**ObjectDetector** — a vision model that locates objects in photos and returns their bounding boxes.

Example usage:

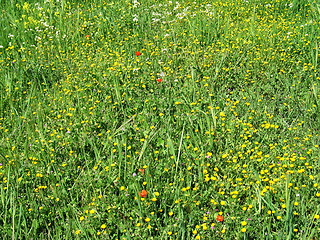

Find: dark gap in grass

[23,66,63,90]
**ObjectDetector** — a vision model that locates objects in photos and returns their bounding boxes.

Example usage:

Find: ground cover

[0,0,319,239]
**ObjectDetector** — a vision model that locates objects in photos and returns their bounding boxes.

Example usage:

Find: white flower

[159,72,166,77]
[133,14,138,22]
[133,0,140,8]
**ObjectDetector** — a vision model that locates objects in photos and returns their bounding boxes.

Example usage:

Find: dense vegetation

[0,0,319,239]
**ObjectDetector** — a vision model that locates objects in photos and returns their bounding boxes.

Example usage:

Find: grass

[0,0,319,239]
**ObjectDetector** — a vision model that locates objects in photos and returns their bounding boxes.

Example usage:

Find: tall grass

[0,0,319,239]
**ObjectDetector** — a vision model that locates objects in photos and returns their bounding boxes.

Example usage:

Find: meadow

[0,0,319,239]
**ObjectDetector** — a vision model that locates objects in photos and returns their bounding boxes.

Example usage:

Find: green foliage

[0,0,319,239]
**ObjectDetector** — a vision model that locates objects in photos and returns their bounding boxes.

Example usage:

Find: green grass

[0,0,319,239]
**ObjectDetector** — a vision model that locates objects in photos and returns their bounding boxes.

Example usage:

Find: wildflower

[241,221,247,226]
[85,35,90,38]
[138,168,145,174]
[135,51,141,56]
[139,190,148,198]
[101,224,107,229]
[216,215,224,222]
[156,78,163,83]
[159,71,166,77]
[202,224,208,230]
[220,201,226,205]
[219,112,226,117]
[241,228,247,232]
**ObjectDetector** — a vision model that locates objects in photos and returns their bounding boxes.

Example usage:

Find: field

[0,0,320,239]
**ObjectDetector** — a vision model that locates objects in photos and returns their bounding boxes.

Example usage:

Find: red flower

[135,51,141,56]
[85,35,90,38]
[216,215,224,222]
[138,168,145,175]
[139,190,148,198]
[156,78,163,83]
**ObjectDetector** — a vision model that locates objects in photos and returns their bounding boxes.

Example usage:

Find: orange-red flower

[216,215,224,222]
[139,190,148,198]
[156,78,163,83]
[135,51,141,56]
[138,168,145,174]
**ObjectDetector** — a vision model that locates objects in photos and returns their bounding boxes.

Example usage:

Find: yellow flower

[241,228,246,232]
[101,224,107,229]
[145,217,151,222]
[241,221,247,226]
